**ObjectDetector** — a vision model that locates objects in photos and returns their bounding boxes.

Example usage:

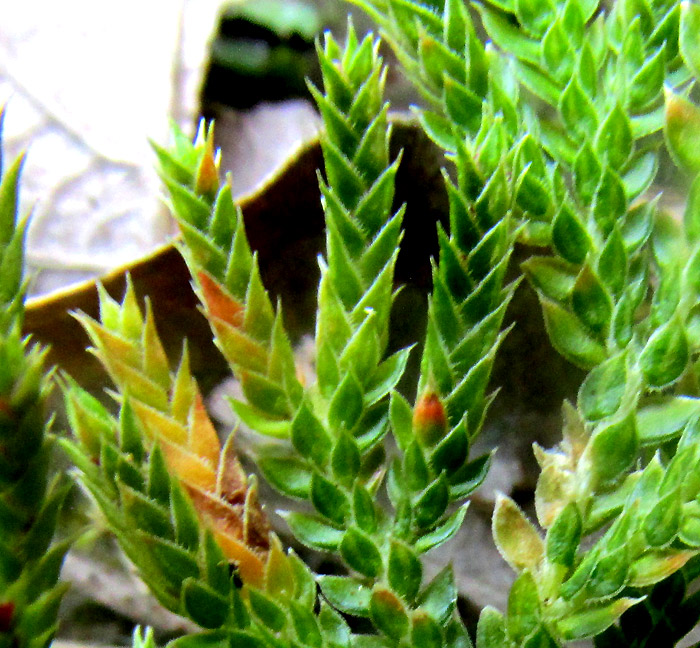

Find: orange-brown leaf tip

[197,271,245,329]
[413,390,448,446]
[160,439,218,492]
[213,531,266,587]
[243,480,271,552]
[195,131,220,200]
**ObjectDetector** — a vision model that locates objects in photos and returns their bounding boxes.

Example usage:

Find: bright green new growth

[0,109,69,648]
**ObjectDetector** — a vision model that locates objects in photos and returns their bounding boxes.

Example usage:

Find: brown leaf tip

[197,271,245,329]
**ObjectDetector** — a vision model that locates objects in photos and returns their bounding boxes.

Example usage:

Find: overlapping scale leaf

[311,26,405,369]
[0,107,69,648]
[154,122,303,439]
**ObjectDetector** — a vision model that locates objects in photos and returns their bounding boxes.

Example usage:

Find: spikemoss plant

[0,108,70,648]
[7,0,700,646]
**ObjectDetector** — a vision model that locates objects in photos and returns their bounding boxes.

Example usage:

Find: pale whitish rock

[60,552,197,637]
[0,0,222,295]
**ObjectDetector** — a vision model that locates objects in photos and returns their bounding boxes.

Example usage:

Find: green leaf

[417,110,458,152]
[231,401,291,439]
[417,566,457,626]
[514,61,561,107]
[630,46,665,111]
[560,76,598,139]
[390,391,413,453]
[522,257,577,302]
[665,89,700,176]
[595,104,633,171]
[542,21,574,84]
[556,598,643,640]
[248,588,287,632]
[449,454,492,499]
[587,545,629,599]
[444,77,482,134]
[684,245,700,298]
[639,315,689,389]
[680,506,700,547]
[388,540,422,602]
[538,295,608,369]
[430,420,469,475]
[589,413,638,487]
[170,484,200,552]
[515,0,555,36]
[222,632,266,648]
[593,167,627,237]
[414,475,449,528]
[571,263,613,336]
[622,151,658,201]
[181,579,228,629]
[0,153,24,248]
[165,631,236,648]
[651,265,681,329]
[507,571,540,642]
[339,314,381,385]
[139,533,200,590]
[578,352,627,421]
[259,456,312,499]
[319,602,352,645]
[240,370,290,419]
[318,575,371,617]
[289,601,323,648]
[404,441,430,491]
[369,588,409,641]
[311,472,350,525]
[332,432,361,485]
[637,397,700,445]
[573,143,602,206]
[340,527,383,578]
[291,401,332,466]
[283,512,344,551]
[546,503,581,568]
[366,347,412,405]
[329,371,364,431]
[353,482,378,533]
[476,607,509,648]
[644,488,682,547]
[551,204,591,264]
[415,504,468,553]
[598,228,627,300]
[411,610,444,648]
[680,1,700,80]
[477,4,541,63]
